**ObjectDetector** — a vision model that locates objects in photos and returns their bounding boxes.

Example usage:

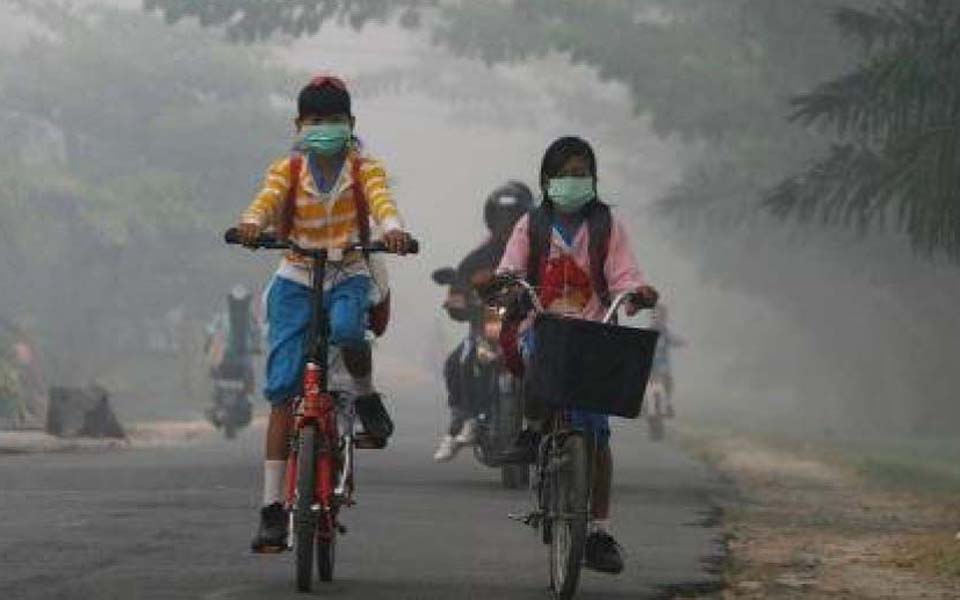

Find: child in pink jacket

[497,136,658,575]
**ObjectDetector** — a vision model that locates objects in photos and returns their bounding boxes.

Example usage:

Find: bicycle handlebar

[482,272,653,324]
[223,227,420,256]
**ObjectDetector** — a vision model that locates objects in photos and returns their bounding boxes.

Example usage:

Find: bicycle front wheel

[548,433,589,600]
[295,424,318,592]
[316,530,335,582]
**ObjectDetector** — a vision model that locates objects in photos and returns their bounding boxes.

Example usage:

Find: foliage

[0,3,293,377]
[768,0,960,260]
[143,0,431,41]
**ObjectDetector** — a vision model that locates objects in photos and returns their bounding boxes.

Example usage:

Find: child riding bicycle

[235,75,413,552]
[497,136,658,574]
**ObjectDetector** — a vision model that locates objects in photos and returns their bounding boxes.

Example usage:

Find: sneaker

[250,502,288,553]
[584,530,625,574]
[433,435,460,462]
[454,418,477,445]
[355,393,394,440]
[664,403,676,419]
[498,428,540,465]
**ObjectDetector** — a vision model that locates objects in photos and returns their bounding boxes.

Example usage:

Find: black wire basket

[527,313,659,419]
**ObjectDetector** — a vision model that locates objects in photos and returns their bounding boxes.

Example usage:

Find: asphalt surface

[0,400,728,600]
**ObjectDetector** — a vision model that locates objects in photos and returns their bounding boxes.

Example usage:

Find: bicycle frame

[489,273,644,598]
[282,247,354,548]
[225,227,418,590]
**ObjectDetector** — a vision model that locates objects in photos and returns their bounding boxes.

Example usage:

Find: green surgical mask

[547,176,595,213]
[298,123,352,156]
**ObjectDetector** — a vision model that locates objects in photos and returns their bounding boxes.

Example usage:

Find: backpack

[525,201,613,307]
[278,152,390,337]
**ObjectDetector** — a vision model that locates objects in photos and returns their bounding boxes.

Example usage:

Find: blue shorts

[519,329,611,446]
[263,275,371,406]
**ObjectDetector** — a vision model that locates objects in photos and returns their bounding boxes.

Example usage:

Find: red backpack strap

[351,155,371,247]
[278,153,302,240]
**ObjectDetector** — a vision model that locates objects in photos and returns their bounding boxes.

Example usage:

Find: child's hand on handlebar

[236,222,263,247]
[626,285,659,316]
[383,229,413,255]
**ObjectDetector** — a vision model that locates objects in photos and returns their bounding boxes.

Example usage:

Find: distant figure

[204,285,261,392]
[0,319,48,430]
[649,304,686,418]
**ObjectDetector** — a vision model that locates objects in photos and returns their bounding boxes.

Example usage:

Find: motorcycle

[433,267,529,489]
[206,362,254,439]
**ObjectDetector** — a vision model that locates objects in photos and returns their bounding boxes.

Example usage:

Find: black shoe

[584,530,625,574]
[355,393,394,440]
[251,503,288,553]
[499,428,540,464]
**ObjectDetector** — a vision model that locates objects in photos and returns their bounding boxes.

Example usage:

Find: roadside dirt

[0,416,261,453]
[679,431,960,599]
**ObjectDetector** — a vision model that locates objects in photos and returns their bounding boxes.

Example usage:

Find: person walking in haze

[234,75,413,552]
[433,181,534,462]
[497,136,659,574]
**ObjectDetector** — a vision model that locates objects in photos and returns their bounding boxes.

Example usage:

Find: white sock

[591,519,611,534]
[352,375,374,396]
[263,460,286,506]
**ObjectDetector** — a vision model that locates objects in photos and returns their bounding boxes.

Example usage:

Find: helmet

[484,181,534,236]
[229,285,251,301]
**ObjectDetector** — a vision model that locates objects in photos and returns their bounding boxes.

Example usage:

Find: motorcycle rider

[433,181,534,462]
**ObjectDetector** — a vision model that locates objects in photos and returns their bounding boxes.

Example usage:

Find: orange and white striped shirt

[242,150,403,287]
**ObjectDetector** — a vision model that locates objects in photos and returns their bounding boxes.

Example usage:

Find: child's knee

[329,310,367,348]
[328,278,371,347]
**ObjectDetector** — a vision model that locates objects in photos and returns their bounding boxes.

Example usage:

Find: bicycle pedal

[251,545,288,555]
[354,433,388,449]
[508,510,544,527]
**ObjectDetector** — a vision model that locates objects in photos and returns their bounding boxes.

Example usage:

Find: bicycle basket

[527,313,659,419]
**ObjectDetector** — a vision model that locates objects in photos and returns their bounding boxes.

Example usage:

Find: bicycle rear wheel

[548,433,589,600]
[295,424,318,592]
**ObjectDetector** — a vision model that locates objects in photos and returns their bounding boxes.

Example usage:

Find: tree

[767,0,960,261]
[137,0,960,432]
[143,0,430,41]
[0,3,295,378]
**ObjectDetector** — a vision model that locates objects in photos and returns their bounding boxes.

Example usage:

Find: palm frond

[770,0,960,260]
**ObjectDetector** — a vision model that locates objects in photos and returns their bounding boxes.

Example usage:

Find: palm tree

[767,0,960,260]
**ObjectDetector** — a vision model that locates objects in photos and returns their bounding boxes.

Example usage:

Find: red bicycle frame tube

[285,361,339,525]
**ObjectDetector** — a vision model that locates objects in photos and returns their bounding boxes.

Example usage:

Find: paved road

[0,400,728,600]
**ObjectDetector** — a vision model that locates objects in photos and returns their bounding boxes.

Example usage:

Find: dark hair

[298,80,352,120]
[539,136,599,210]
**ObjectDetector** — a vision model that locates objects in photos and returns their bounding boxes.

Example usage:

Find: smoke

[2,1,956,438]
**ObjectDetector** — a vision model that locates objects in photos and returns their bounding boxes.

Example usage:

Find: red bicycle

[225,228,418,592]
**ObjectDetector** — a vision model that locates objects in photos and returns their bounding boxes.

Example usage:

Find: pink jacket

[497,211,647,323]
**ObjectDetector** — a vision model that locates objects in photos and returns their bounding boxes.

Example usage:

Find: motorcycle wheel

[648,416,665,441]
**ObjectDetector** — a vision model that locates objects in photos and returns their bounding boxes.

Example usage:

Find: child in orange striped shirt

[236,75,412,552]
